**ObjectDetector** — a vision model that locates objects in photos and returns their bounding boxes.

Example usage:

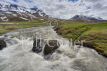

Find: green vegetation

[0,20,48,35]
[55,21,107,57]
[18,20,47,24]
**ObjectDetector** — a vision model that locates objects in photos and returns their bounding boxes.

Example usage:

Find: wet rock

[44,40,60,55]
[32,39,43,53]
[102,54,107,58]
[0,38,6,50]
[83,41,95,49]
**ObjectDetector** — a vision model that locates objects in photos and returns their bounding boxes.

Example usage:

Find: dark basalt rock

[32,39,60,55]
[32,39,43,53]
[44,40,60,55]
[0,38,6,50]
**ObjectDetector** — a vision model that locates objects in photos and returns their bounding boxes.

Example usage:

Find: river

[0,26,107,71]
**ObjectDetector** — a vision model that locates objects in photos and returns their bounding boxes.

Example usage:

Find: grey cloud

[92,3,107,11]
[101,6,107,10]
[56,4,66,10]
[92,3,103,10]
[85,11,90,14]
[85,0,100,2]
[97,12,107,20]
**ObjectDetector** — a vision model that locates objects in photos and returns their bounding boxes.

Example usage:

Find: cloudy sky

[1,0,107,19]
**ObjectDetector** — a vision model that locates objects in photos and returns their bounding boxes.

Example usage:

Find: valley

[0,0,107,71]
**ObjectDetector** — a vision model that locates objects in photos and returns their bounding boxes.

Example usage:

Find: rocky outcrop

[44,40,60,55]
[0,38,6,50]
[32,39,60,55]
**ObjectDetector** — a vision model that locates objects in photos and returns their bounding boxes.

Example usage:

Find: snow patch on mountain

[13,14,17,17]
[20,17,28,20]
[5,12,12,14]
[0,11,46,22]
[0,1,47,18]
[0,1,30,13]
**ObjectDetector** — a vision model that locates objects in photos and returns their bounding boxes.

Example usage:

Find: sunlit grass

[0,20,48,35]
[55,21,107,56]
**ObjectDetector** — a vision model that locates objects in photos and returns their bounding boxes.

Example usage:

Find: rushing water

[0,26,107,71]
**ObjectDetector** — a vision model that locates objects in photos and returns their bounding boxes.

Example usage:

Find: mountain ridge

[0,1,48,22]
[69,15,106,22]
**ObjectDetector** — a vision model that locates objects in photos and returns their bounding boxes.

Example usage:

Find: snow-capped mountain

[70,15,104,22]
[72,15,98,20]
[0,11,44,22]
[0,1,47,16]
[0,1,48,21]
[0,1,30,13]
[96,17,103,20]
[30,8,47,17]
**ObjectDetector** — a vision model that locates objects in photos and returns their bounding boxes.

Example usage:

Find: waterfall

[0,26,107,71]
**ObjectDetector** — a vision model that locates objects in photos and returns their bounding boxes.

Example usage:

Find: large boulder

[32,39,60,55]
[32,39,43,53]
[44,40,60,55]
[0,38,6,50]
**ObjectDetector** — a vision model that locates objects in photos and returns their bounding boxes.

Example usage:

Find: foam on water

[0,26,107,71]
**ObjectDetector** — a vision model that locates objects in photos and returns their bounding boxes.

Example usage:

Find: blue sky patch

[27,0,32,3]
[79,3,85,6]
[90,14,94,17]
[33,6,37,8]
[59,0,79,2]
[68,0,79,2]
[24,0,32,3]
[87,6,91,9]
[12,0,17,2]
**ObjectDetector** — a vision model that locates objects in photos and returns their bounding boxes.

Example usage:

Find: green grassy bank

[55,21,107,57]
[0,20,47,35]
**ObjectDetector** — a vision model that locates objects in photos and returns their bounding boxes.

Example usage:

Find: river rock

[44,40,60,55]
[103,54,107,58]
[0,38,6,50]
[32,39,43,53]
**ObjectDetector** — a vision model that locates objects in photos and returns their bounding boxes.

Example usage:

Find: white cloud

[1,0,107,19]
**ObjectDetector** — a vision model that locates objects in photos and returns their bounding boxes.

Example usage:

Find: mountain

[72,15,98,21]
[0,1,30,13]
[30,8,47,17]
[0,1,48,22]
[70,15,105,22]
[96,17,103,20]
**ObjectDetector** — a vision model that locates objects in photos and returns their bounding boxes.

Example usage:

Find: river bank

[55,21,107,58]
[0,20,47,35]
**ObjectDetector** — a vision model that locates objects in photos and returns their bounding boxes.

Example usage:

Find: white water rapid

[0,26,107,71]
